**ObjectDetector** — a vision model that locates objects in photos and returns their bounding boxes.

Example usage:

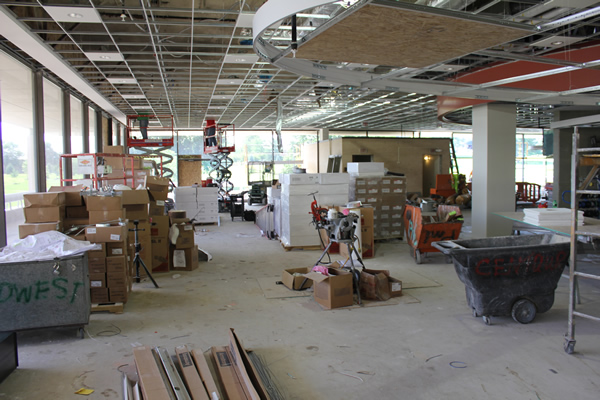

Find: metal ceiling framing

[0,0,599,133]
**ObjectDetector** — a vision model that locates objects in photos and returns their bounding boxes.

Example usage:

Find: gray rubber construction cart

[0,253,90,338]
[432,234,570,325]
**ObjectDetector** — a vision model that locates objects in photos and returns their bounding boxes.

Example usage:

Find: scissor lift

[126,114,175,179]
[204,120,236,208]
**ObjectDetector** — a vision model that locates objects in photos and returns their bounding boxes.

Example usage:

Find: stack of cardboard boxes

[146,176,171,272]
[20,192,65,239]
[173,186,219,224]
[85,222,129,304]
[101,145,150,188]
[167,210,199,271]
[348,166,407,240]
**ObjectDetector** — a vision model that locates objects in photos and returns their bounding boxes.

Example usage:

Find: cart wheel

[511,299,536,324]
[77,327,85,339]
[564,339,576,354]
[472,309,478,318]
[415,250,423,264]
[482,316,492,325]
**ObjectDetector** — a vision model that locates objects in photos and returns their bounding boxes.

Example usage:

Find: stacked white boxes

[279,173,350,247]
[347,163,407,240]
[174,186,219,224]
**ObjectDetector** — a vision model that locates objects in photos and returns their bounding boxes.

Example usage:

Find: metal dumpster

[432,234,570,325]
[403,204,463,264]
[0,253,90,337]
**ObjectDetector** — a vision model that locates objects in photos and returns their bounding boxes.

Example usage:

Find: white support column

[319,128,329,141]
[472,103,516,238]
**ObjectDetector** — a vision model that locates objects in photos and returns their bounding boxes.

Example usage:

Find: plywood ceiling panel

[294,4,529,68]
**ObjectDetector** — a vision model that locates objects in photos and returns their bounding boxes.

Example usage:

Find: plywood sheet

[294,4,529,68]
[178,155,203,186]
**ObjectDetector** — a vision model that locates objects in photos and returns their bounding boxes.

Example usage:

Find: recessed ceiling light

[85,52,124,62]
[530,35,585,48]
[551,41,564,46]
[223,54,259,64]
[216,79,244,85]
[122,94,146,99]
[43,6,102,23]
[107,77,137,84]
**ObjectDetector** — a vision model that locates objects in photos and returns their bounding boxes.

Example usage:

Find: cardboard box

[191,349,222,400]
[65,205,89,219]
[48,185,83,206]
[90,288,109,304]
[63,217,90,226]
[89,257,106,274]
[144,176,170,192]
[89,273,106,288]
[88,243,106,258]
[89,209,127,224]
[133,346,173,400]
[103,145,124,154]
[168,209,187,222]
[109,288,128,303]
[23,192,66,208]
[107,269,128,288]
[18,222,62,239]
[175,346,210,400]
[149,190,169,202]
[171,223,194,249]
[170,245,198,271]
[150,216,169,237]
[124,204,149,221]
[148,200,166,216]
[106,256,127,274]
[281,267,313,290]
[106,242,128,256]
[304,267,353,309]
[86,195,123,211]
[151,237,169,272]
[388,277,403,297]
[210,346,250,400]
[359,269,391,301]
[85,225,127,243]
[24,206,65,223]
[119,190,150,205]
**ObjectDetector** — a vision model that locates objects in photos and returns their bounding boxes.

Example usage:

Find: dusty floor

[1,211,600,400]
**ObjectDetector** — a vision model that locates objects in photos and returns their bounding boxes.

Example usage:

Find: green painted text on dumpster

[0,278,85,304]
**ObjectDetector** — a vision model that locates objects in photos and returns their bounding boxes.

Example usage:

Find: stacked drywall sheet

[349,175,407,240]
[174,186,219,224]
[523,208,584,226]
[279,173,350,247]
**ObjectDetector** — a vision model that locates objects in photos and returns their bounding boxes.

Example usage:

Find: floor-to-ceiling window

[44,78,62,188]
[70,95,83,154]
[0,50,35,244]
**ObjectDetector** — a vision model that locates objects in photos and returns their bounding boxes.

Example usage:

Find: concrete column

[472,103,516,238]
[33,70,46,192]
[319,128,329,141]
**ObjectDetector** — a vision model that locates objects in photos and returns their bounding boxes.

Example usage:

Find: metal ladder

[449,139,459,176]
[564,127,600,354]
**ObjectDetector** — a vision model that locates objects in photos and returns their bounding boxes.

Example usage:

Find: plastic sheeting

[0,231,100,263]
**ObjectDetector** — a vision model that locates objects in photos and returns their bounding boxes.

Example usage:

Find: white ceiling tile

[85,52,124,62]
[43,6,102,23]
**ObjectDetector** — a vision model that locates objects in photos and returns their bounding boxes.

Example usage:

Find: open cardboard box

[281,267,313,290]
[304,265,353,309]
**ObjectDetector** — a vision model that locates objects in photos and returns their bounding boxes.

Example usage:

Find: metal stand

[316,236,365,306]
[130,220,159,288]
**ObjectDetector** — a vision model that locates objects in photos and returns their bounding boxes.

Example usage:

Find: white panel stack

[347,162,385,177]
[523,208,584,226]
[174,186,219,223]
[278,173,350,247]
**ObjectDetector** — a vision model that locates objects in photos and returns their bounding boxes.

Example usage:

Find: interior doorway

[422,154,442,197]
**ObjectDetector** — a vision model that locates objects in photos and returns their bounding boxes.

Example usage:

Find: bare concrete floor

[1,211,600,399]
